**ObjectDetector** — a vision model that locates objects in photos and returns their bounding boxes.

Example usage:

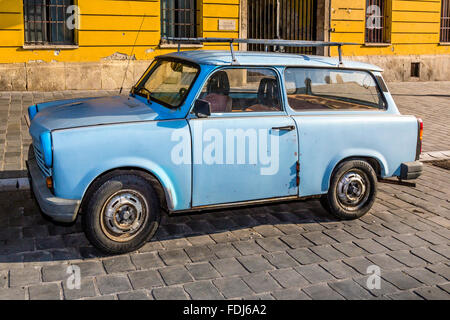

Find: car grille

[33,143,52,177]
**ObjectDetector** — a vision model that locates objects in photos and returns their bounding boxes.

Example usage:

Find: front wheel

[82,172,160,254]
[321,160,377,220]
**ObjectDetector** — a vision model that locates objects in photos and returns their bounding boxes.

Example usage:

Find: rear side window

[284,68,386,111]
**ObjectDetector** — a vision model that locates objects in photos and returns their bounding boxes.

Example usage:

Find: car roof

[161,50,383,72]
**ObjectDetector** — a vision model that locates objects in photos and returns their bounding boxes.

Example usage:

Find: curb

[0,150,449,192]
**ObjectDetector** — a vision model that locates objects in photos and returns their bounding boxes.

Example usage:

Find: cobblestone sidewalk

[0,163,449,300]
[0,81,449,173]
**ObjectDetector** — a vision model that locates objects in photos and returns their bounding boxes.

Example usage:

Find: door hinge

[296,161,300,186]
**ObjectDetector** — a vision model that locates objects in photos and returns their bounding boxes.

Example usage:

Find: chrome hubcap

[101,190,148,242]
[337,171,367,209]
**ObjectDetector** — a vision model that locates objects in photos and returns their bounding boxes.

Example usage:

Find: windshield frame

[134,57,201,109]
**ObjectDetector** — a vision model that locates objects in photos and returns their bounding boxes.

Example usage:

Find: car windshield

[135,59,199,108]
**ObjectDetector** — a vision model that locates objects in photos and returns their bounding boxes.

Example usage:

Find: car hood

[29,95,160,134]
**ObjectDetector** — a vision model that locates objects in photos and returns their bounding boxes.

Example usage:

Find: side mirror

[193,99,211,118]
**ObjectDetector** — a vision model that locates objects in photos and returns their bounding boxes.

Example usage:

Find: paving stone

[130,252,165,270]
[29,283,61,300]
[96,274,132,295]
[353,238,388,254]
[387,250,428,268]
[237,255,275,273]
[102,255,135,273]
[328,279,374,300]
[84,294,116,300]
[437,282,450,294]
[309,245,347,262]
[128,270,163,290]
[382,271,423,290]
[210,243,242,258]
[232,240,266,256]
[9,267,41,287]
[160,237,191,250]
[414,286,450,300]
[275,224,303,235]
[185,280,224,300]
[152,286,188,300]
[386,291,422,300]
[323,229,357,243]
[354,276,399,297]
[269,268,309,288]
[159,266,193,285]
[373,236,411,251]
[0,287,26,300]
[294,264,335,284]
[272,288,311,300]
[159,249,191,266]
[343,256,376,275]
[209,231,239,243]
[302,231,337,245]
[211,258,249,277]
[252,225,283,237]
[429,244,450,259]
[366,253,405,270]
[426,263,450,281]
[393,234,431,248]
[319,261,360,279]
[302,283,344,300]
[287,248,323,265]
[213,277,253,299]
[416,230,449,245]
[186,234,215,246]
[255,238,289,252]
[62,278,97,300]
[262,252,299,269]
[362,224,396,237]
[344,226,378,239]
[118,290,152,300]
[405,268,447,286]
[42,264,70,282]
[76,261,106,277]
[242,272,281,293]
[280,234,313,249]
[332,242,368,257]
[185,245,216,262]
[186,262,220,280]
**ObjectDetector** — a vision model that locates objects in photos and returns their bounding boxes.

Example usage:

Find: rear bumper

[400,161,423,180]
[26,158,80,223]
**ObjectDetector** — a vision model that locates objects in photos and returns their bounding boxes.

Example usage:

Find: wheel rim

[100,189,149,242]
[336,170,370,211]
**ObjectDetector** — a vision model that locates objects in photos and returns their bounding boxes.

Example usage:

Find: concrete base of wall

[348,54,450,82]
[0,54,449,91]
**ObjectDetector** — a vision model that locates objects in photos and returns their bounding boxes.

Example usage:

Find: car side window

[199,68,282,113]
[284,68,386,111]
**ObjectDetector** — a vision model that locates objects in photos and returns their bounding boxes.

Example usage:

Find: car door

[188,67,299,207]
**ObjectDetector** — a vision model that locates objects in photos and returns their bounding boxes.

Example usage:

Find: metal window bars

[161,0,197,40]
[365,0,386,44]
[23,0,74,45]
[162,37,357,66]
[441,0,450,43]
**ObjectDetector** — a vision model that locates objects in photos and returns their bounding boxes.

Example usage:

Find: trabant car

[27,42,423,254]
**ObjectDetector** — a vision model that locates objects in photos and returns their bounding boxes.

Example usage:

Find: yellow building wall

[330,0,450,56]
[0,0,240,63]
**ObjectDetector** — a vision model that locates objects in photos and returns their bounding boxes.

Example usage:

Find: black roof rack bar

[162,37,358,65]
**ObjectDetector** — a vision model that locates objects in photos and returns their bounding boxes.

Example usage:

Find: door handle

[272,125,295,131]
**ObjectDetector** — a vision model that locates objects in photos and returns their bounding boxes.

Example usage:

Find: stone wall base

[0,54,449,91]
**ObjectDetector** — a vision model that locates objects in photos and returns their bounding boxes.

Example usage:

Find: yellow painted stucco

[0,0,240,63]
[330,0,450,56]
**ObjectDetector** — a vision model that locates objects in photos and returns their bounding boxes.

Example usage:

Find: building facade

[0,0,449,91]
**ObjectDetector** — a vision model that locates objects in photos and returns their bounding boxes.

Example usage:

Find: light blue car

[27,49,423,254]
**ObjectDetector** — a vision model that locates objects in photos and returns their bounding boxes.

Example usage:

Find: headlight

[28,104,38,121]
[40,131,53,167]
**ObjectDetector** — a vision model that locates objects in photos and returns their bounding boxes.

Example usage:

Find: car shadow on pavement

[0,187,339,264]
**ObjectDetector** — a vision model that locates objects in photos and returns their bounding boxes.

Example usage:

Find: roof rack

[162,37,358,66]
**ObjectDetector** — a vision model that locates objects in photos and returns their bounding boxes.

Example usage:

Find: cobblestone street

[0,81,449,300]
[0,161,449,300]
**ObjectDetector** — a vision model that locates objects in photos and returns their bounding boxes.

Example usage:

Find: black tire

[82,171,160,254]
[321,160,377,220]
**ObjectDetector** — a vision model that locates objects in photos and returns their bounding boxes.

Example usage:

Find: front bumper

[26,157,80,223]
[400,161,423,180]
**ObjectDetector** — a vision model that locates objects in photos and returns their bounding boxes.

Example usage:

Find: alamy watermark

[171,121,280,176]
[66,265,81,290]
[366,265,381,290]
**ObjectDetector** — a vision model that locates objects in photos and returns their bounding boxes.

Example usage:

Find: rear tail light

[416,118,423,160]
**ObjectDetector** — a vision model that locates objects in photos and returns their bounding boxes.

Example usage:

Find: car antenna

[119,14,146,95]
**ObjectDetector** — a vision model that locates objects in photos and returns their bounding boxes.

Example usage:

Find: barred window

[441,0,450,42]
[365,0,388,43]
[161,0,197,40]
[23,0,75,45]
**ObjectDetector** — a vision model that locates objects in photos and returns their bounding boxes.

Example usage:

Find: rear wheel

[321,160,377,220]
[82,172,160,254]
